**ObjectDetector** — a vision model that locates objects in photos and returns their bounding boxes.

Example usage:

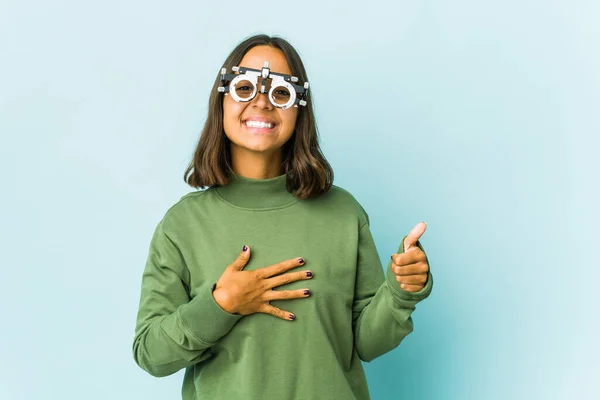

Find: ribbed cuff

[177,283,243,346]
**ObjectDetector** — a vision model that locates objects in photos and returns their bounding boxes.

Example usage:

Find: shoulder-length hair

[183,34,334,200]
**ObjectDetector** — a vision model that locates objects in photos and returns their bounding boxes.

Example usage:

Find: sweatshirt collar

[215,171,299,210]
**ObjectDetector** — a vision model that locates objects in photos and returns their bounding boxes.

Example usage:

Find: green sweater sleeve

[132,220,243,377]
[352,221,433,362]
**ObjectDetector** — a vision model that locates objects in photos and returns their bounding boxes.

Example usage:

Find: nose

[250,84,274,110]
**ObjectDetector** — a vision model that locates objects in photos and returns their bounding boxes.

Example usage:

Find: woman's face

[222,45,299,156]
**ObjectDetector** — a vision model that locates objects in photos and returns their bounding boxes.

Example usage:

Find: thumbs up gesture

[390,222,430,292]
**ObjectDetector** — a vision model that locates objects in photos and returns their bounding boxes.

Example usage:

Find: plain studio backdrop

[1,1,598,399]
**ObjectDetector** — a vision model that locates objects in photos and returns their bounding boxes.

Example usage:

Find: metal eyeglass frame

[217,61,309,110]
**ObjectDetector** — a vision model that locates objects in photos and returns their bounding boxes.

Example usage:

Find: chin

[230,139,279,154]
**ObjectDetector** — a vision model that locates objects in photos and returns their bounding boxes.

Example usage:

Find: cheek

[280,110,299,133]
[223,98,244,125]
[223,104,242,140]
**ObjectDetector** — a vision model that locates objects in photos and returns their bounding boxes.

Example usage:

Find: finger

[398,283,424,292]
[228,245,251,271]
[394,273,428,285]
[392,262,429,276]
[263,288,311,301]
[258,257,306,279]
[403,222,427,252]
[259,304,296,321]
[391,249,427,266]
[265,270,313,290]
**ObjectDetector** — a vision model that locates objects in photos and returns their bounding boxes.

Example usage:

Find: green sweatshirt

[132,172,433,399]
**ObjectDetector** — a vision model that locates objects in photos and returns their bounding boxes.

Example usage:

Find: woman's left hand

[390,222,429,292]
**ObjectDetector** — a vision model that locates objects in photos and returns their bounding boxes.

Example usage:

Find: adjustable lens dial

[229,75,257,102]
[268,79,296,110]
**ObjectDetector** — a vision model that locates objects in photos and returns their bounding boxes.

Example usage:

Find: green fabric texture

[132,172,433,399]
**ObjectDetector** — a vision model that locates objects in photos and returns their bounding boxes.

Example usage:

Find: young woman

[132,34,433,400]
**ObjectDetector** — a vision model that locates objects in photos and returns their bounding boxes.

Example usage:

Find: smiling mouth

[243,120,276,130]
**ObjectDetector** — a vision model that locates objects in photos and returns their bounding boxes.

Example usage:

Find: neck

[230,144,283,179]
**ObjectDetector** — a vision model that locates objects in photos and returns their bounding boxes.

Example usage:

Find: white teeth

[245,120,274,129]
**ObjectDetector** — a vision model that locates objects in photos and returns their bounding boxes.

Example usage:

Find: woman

[132,34,433,400]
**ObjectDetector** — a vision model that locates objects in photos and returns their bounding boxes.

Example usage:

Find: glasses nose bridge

[256,76,273,94]
[251,78,274,108]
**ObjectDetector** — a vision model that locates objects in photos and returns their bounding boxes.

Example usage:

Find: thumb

[404,222,427,252]
[229,245,251,271]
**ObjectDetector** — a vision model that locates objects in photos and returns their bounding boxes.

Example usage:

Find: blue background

[1,0,598,399]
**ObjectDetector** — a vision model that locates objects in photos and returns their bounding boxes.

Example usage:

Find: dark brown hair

[183,34,334,200]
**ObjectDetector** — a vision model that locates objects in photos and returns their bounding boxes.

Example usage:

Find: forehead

[238,45,292,76]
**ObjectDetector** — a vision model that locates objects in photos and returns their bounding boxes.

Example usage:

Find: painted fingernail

[303,289,311,296]
[306,271,313,277]
[242,245,248,252]
[298,257,305,264]
[289,314,296,320]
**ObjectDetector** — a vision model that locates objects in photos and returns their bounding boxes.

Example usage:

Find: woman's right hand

[212,245,313,321]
